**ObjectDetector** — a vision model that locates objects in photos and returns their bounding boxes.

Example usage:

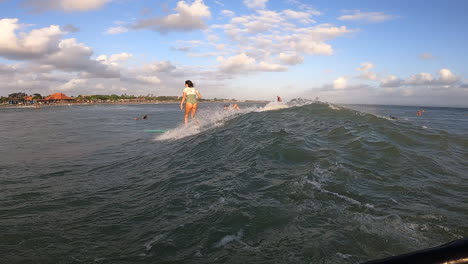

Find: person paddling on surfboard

[180,80,202,124]
[134,114,148,120]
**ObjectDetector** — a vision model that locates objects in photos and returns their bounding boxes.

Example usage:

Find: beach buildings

[5,92,74,105]
[45,93,74,103]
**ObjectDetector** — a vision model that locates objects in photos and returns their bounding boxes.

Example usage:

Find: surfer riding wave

[180,80,202,124]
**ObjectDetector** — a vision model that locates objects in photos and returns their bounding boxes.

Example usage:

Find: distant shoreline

[0,100,269,108]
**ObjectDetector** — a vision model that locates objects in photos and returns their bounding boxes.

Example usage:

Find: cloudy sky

[1,0,467,106]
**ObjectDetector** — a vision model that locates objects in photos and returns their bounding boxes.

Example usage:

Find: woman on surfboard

[180,80,202,124]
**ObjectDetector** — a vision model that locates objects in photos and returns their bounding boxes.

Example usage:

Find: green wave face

[0,102,467,263]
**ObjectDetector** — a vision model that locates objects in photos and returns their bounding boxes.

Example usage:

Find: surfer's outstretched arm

[180,92,186,110]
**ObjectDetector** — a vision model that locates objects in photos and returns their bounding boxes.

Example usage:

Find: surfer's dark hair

[185,80,194,87]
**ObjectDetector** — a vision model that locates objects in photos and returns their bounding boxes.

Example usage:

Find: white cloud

[133,0,211,33]
[57,78,86,91]
[0,20,119,78]
[181,40,204,46]
[380,75,403,87]
[257,61,287,71]
[293,38,333,55]
[23,0,112,12]
[333,77,347,89]
[104,26,128,35]
[0,19,123,80]
[136,75,161,84]
[389,69,459,87]
[142,61,176,73]
[356,62,377,80]
[227,10,284,34]
[284,0,321,15]
[245,20,272,34]
[95,55,106,62]
[211,10,355,75]
[40,38,120,78]
[217,53,255,73]
[110,85,128,92]
[217,53,286,73]
[244,0,268,9]
[221,10,235,17]
[172,46,192,52]
[406,72,434,85]
[284,25,354,55]
[438,68,458,84]
[359,68,462,93]
[207,34,219,42]
[96,52,133,66]
[0,63,19,75]
[278,52,303,65]
[213,0,224,6]
[308,66,467,105]
[109,52,132,62]
[338,10,395,23]
[282,9,315,24]
[0,18,63,60]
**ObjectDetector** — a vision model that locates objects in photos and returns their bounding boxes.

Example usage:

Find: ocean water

[0,101,467,263]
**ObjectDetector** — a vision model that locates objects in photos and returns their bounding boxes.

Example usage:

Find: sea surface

[1,101,467,263]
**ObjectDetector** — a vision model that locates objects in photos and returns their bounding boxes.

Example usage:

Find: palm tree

[32,93,43,99]
[8,92,28,99]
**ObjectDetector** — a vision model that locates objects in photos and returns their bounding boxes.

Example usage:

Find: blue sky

[0,0,467,106]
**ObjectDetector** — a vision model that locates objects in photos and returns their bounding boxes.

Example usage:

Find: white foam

[215,229,244,248]
[154,100,326,141]
[327,103,341,110]
[257,101,289,112]
[306,179,374,209]
[336,253,353,259]
[155,122,202,141]
[155,102,296,141]
[155,106,253,141]
[144,234,165,251]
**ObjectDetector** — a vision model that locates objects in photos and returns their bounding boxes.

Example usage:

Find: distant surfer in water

[180,80,202,124]
[134,114,148,120]
[417,109,425,116]
[223,104,240,111]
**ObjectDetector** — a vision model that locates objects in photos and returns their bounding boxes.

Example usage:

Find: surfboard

[144,130,166,133]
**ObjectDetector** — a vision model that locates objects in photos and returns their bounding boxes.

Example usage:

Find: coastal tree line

[0,92,182,104]
[1,92,240,104]
[73,94,181,102]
